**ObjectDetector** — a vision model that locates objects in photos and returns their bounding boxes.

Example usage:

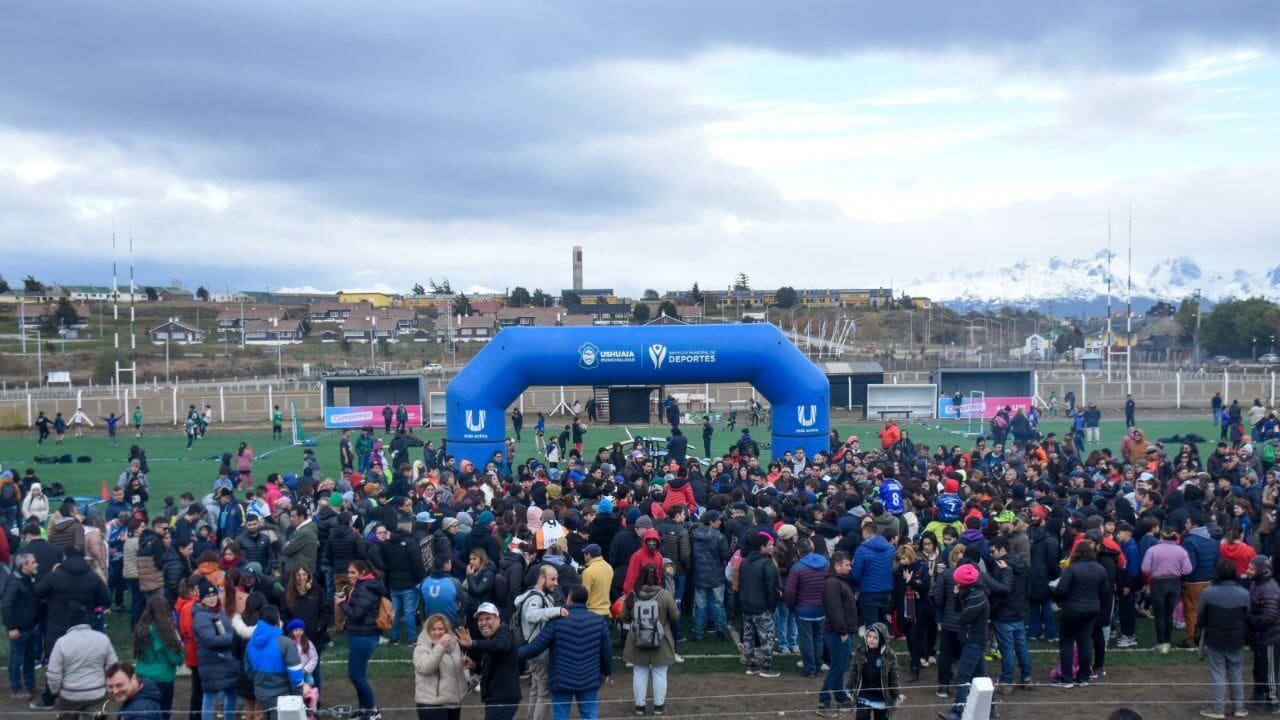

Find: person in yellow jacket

[580,544,614,617]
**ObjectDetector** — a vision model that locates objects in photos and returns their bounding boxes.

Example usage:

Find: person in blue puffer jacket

[1181,513,1221,648]
[245,605,307,719]
[851,524,896,629]
[783,539,829,678]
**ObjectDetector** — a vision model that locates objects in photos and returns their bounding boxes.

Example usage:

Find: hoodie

[851,535,895,594]
[784,553,830,619]
[622,529,665,594]
[245,620,305,701]
[1182,526,1220,583]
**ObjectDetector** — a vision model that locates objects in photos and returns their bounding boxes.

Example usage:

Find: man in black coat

[989,536,1032,691]
[235,514,276,576]
[17,522,61,585]
[3,552,41,699]
[738,531,781,677]
[32,548,109,709]
[381,524,426,644]
[459,603,521,720]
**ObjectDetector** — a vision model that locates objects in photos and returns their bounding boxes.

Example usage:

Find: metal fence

[1,369,1275,428]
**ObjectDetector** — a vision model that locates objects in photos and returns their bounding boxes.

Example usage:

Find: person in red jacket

[663,474,697,515]
[878,421,901,450]
[623,529,665,594]
[174,578,202,719]
[1219,525,1257,578]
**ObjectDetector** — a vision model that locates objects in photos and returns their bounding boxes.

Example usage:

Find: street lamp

[1253,336,1258,361]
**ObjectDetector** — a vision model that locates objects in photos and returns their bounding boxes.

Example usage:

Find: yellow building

[337,291,397,308]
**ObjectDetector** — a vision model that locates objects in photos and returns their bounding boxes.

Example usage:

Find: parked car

[422,363,444,374]
[1212,355,1233,366]
[1260,353,1280,365]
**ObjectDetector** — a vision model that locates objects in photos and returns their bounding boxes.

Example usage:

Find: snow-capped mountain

[905,252,1280,313]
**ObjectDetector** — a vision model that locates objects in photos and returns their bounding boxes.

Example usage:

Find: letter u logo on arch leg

[465,410,487,433]
[796,404,817,428]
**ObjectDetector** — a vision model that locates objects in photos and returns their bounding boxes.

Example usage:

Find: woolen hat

[954,564,980,587]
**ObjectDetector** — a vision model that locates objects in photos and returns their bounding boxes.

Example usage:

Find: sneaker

[1199,712,1226,719]
[635,706,645,716]
[674,654,685,663]
[745,667,758,675]
[378,636,390,645]
[790,647,802,654]
[1233,711,1250,718]
[758,669,781,678]
[653,706,665,716]
[1017,677,1034,690]
[1076,680,1090,687]
[175,665,192,676]
[1114,636,1136,648]
[996,683,1013,695]
[821,663,830,671]
[1160,643,1171,655]
[367,712,383,720]
[797,660,806,668]
[836,705,853,714]
[1049,681,1075,689]
[30,699,55,710]
[11,692,31,701]
[935,689,949,698]
[936,711,961,720]
[1091,670,1106,680]
[816,707,837,718]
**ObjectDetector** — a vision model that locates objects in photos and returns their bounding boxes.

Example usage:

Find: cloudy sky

[2,2,1278,297]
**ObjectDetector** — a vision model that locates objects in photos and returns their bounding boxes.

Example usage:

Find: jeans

[691,585,727,638]
[857,591,889,629]
[392,587,420,643]
[128,578,144,625]
[202,689,237,720]
[153,679,174,720]
[550,689,599,720]
[1150,578,1180,645]
[347,634,381,711]
[796,617,824,676]
[1118,588,1137,637]
[819,632,853,707]
[1207,646,1246,715]
[993,620,1032,684]
[108,559,125,608]
[1059,612,1095,683]
[525,659,550,720]
[936,630,962,694]
[671,576,686,645]
[632,665,668,707]
[9,627,39,693]
[774,603,798,651]
[1028,599,1057,640]
[951,642,986,712]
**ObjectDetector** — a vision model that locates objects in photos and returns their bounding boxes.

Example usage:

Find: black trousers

[1059,612,1095,683]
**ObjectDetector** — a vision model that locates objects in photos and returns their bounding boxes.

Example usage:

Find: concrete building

[572,245,583,291]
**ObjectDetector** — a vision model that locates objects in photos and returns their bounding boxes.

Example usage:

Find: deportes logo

[578,342,599,369]
[796,404,817,428]
[648,344,668,369]
[465,409,487,433]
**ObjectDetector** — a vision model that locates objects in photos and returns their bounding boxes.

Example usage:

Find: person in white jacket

[47,602,118,716]
[68,408,95,438]
[21,483,49,524]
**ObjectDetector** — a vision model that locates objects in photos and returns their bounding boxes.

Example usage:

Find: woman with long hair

[413,614,467,720]
[237,442,256,490]
[82,510,109,581]
[341,560,388,719]
[283,564,330,690]
[1051,539,1109,688]
[892,544,930,681]
[134,594,185,720]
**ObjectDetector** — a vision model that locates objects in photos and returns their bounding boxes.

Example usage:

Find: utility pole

[19,296,26,353]
[1106,208,1113,382]
[1126,201,1133,393]
[1193,288,1202,366]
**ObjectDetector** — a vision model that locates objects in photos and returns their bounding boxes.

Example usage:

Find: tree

[1175,297,1201,336]
[412,283,426,296]
[631,303,651,323]
[452,293,472,317]
[531,289,555,308]
[689,282,703,305]
[22,275,44,293]
[657,300,679,318]
[732,272,750,291]
[774,286,798,309]
[0,274,9,294]
[144,287,158,302]
[195,285,210,302]
[1200,297,1280,358]
[299,318,312,337]
[339,336,352,354]
[643,289,660,301]
[1054,325,1084,356]
[508,286,531,308]
[429,277,452,295]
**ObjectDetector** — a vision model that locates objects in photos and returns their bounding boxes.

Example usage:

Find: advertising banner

[937,396,1033,420]
[324,404,423,429]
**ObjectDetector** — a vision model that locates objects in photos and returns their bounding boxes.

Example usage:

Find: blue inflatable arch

[445,324,829,469]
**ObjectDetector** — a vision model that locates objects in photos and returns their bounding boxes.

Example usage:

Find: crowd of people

[2,397,1280,720]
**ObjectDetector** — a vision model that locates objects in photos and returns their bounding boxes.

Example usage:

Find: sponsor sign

[324,404,423,429]
[645,343,717,369]
[937,396,1033,420]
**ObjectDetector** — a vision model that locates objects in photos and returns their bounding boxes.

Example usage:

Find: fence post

[1272,372,1276,408]
[219,386,226,423]
[26,394,32,427]
[1224,370,1230,402]
[960,677,994,720]
[172,386,178,425]
[1080,373,1087,406]
[1176,371,1182,409]
[268,385,274,421]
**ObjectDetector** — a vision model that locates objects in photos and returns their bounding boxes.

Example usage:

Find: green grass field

[0,416,1227,503]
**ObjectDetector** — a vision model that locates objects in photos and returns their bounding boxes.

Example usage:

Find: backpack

[509,590,547,645]
[1264,442,1277,465]
[0,482,17,505]
[0,564,14,601]
[493,569,511,608]
[631,593,665,649]
[375,595,395,631]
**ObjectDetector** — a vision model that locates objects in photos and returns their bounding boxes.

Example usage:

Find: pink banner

[324,404,423,428]
[939,396,1033,420]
